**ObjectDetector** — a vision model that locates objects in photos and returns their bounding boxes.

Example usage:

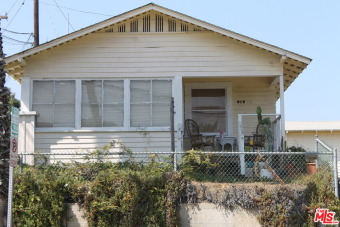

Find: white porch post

[19,77,36,164]
[238,114,245,175]
[279,75,286,145]
[174,76,184,153]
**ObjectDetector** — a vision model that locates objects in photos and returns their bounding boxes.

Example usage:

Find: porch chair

[244,123,265,151]
[184,119,215,150]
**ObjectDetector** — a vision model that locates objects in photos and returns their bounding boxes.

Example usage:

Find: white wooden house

[4,4,311,160]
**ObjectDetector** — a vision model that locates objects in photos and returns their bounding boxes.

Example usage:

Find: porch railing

[237,114,282,153]
[237,114,282,175]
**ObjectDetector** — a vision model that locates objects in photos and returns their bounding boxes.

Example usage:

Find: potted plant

[305,159,317,175]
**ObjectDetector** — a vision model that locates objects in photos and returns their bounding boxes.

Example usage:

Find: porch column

[279,75,286,145]
[19,112,36,165]
[174,76,184,153]
[19,77,36,165]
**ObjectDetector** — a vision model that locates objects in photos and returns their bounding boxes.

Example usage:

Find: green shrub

[13,158,186,227]
[181,150,218,181]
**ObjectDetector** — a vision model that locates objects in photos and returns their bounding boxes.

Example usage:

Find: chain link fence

[15,149,336,189]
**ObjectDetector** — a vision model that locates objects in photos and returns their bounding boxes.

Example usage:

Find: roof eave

[4,3,312,78]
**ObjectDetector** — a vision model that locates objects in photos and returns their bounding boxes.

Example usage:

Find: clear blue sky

[2,0,340,121]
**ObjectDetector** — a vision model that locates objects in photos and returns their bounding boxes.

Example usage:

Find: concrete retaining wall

[180,203,260,227]
[66,203,261,227]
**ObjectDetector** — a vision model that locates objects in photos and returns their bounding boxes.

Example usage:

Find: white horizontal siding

[232,78,276,136]
[25,32,282,78]
[35,131,172,153]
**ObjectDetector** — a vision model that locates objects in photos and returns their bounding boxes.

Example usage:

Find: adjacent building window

[130,80,172,127]
[32,80,75,127]
[81,80,124,127]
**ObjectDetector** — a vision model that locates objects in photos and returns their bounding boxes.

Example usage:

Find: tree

[0,28,20,197]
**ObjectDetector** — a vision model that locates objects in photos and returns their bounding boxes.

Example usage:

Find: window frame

[81,79,125,128]
[31,79,76,129]
[130,79,172,127]
[32,78,173,132]
[184,82,233,137]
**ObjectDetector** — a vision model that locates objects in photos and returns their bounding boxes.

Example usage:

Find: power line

[52,0,75,32]
[37,0,113,17]
[7,0,21,15]
[6,0,26,29]
[3,35,33,44]
[3,28,32,35]
[21,33,33,51]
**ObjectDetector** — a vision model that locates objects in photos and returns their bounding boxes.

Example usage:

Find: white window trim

[184,82,233,136]
[129,79,173,128]
[32,78,174,132]
[31,79,76,128]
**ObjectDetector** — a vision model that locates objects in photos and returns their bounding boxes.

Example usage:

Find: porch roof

[4,3,311,95]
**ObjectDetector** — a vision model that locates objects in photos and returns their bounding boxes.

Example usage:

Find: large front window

[32,79,172,128]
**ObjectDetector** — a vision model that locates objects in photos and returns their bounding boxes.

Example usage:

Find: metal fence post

[237,114,245,175]
[333,148,339,198]
[170,97,175,168]
[174,150,177,171]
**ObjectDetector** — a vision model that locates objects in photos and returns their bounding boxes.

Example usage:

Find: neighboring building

[286,121,340,151]
[286,121,340,177]
[4,4,311,159]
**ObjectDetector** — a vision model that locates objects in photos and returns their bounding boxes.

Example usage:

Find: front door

[184,82,233,136]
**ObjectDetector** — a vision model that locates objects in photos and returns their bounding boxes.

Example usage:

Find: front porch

[183,113,283,152]
[181,76,286,153]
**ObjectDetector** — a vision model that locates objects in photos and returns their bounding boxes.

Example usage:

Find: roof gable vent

[130,19,138,32]
[155,14,163,32]
[143,14,151,32]
[168,19,176,32]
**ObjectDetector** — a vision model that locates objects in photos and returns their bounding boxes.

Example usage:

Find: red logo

[314,208,339,225]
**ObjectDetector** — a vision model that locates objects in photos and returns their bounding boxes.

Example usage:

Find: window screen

[81,80,124,127]
[32,80,75,127]
[130,80,172,127]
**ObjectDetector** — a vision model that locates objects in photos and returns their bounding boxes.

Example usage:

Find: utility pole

[33,0,39,46]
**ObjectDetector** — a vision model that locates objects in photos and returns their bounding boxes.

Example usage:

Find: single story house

[4,3,311,161]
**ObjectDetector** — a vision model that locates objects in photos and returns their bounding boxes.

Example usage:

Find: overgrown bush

[11,149,340,227]
[13,158,186,227]
[180,150,218,181]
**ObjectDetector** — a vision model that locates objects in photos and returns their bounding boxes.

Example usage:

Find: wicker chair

[184,119,215,150]
[244,124,265,151]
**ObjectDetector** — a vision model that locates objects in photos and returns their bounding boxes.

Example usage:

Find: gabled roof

[4,3,311,91]
[286,121,340,132]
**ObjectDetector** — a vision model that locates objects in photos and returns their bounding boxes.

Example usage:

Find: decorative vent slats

[155,14,163,32]
[143,15,151,32]
[100,11,207,33]
[130,19,138,32]
[168,19,176,32]
[118,24,126,33]
[181,23,188,32]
